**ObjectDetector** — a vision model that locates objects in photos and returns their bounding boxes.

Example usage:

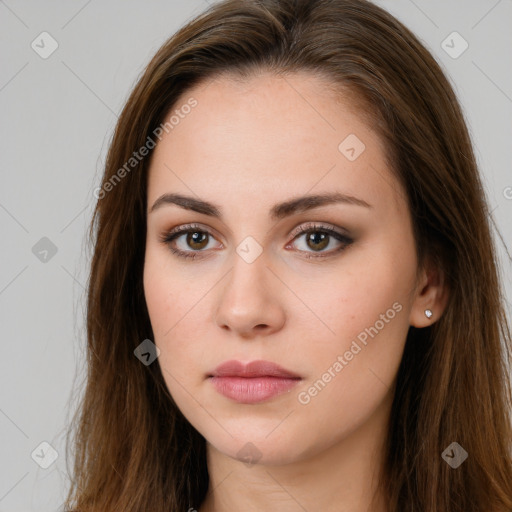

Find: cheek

[143,248,213,391]
[143,244,204,338]
[292,275,408,451]
[293,242,414,400]
[291,248,410,349]
[143,248,182,361]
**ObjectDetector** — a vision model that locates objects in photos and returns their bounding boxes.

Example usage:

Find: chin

[200,422,314,467]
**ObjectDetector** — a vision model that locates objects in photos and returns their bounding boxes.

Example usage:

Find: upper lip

[209,360,301,379]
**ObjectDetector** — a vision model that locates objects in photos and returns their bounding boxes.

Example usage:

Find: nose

[214,250,286,339]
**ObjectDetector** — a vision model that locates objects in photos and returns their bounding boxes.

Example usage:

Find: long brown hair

[63,0,512,510]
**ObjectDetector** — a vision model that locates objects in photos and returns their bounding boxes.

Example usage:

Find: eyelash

[159,222,353,261]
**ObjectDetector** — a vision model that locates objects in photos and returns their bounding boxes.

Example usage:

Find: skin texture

[143,71,448,512]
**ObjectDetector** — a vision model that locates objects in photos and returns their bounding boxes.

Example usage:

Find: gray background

[1,1,511,510]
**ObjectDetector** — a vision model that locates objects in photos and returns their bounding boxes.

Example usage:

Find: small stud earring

[424,309,433,319]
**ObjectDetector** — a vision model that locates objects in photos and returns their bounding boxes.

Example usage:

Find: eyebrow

[149,191,372,220]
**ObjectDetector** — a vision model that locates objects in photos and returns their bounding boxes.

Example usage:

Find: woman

[64,0,512,510]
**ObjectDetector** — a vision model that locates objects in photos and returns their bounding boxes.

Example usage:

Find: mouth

[207,359,302,404]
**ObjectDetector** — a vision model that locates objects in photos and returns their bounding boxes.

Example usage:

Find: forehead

[147,71,404,219]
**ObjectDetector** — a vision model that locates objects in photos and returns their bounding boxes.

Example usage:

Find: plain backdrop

[1,1,511,510]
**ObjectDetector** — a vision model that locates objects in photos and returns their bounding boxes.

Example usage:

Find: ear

[409,262,450,327]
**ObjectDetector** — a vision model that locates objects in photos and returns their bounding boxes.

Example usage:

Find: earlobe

[409,305,437,328]
[409,266,449,327]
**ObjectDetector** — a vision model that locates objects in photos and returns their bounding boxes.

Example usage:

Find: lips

[208,360,302,403]
[209,359,301,379]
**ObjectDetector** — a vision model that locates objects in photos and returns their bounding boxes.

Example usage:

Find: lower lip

[209,376,301,403]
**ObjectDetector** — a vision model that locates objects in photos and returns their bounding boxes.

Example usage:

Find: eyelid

[288,221,350,239]
[162,221,349,240]
[160,222,223,245]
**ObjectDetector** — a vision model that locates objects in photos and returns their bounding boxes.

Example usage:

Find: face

[143,71,421,466]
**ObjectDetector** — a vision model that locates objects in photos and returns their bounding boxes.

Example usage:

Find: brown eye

[288,223,354,259]
[186,231,209,250]
[161,222,353,261]
[304,231,329,251]
[160,224,221,260]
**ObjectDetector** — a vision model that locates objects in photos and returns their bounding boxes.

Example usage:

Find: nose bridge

[225,242,271,307]
[214,241,285,335]
[223,212,272,285]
